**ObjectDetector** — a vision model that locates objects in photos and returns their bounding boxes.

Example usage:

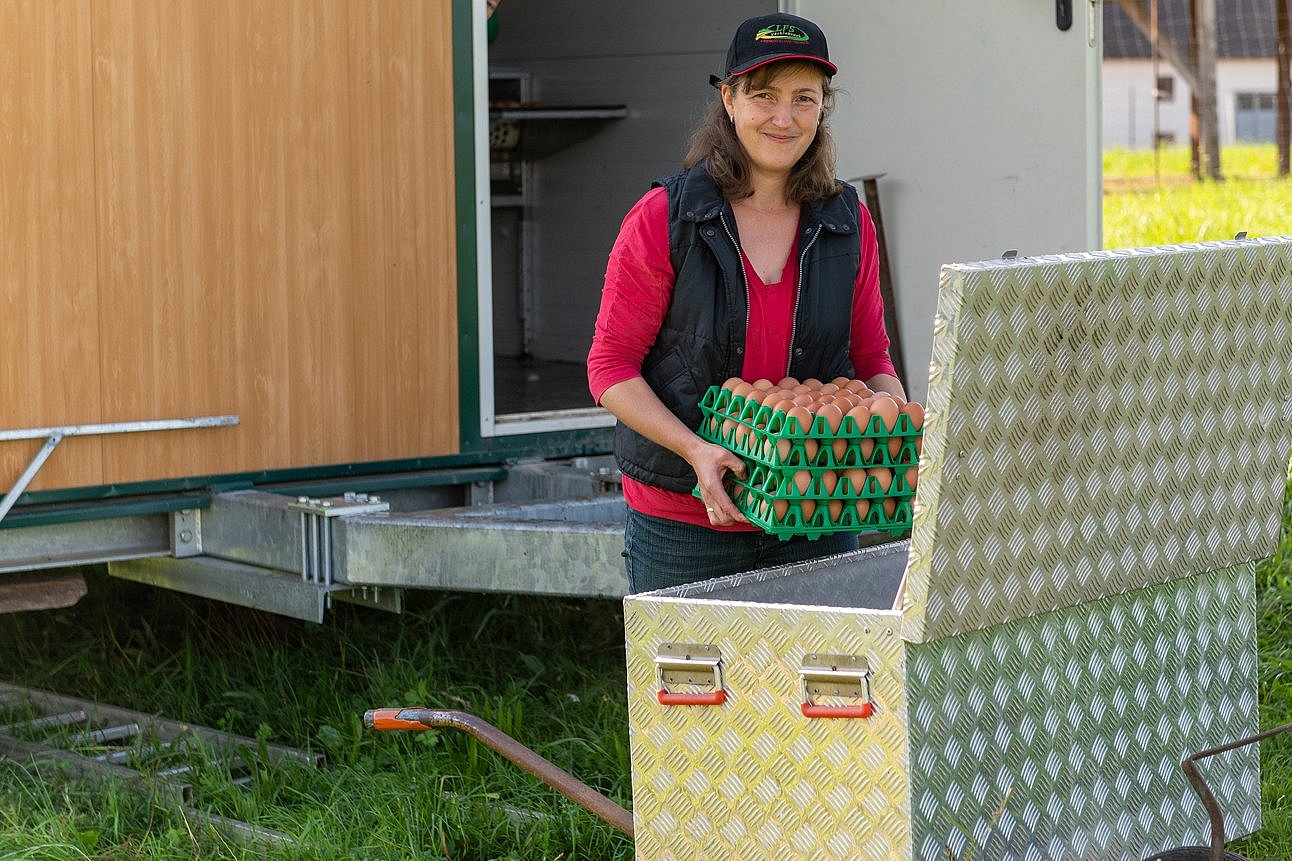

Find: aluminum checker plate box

[624,238,1292,861]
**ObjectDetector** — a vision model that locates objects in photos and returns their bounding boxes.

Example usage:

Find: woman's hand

[688,440,749,526]
[598,377,749,525]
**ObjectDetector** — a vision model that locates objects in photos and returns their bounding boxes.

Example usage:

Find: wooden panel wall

[2,0,458,494]
[1,1,103,489]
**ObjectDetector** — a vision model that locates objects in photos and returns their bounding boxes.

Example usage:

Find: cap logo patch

[754,24,809,44]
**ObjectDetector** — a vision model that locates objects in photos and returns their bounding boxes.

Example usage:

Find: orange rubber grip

[657,689,726,706]
[368,707,435,731]
[801,702,874,719]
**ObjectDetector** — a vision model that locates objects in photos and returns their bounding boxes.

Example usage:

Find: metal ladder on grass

[0,681,322,845]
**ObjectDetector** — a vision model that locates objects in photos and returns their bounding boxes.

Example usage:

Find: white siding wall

[1103,58,1277,148]
[796,1,1103,403]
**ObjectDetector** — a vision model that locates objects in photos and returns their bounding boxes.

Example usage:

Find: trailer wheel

[1143,848,1249,861]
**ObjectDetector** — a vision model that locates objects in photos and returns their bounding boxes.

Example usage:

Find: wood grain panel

[345,0,459,462]
[0,0,102,492]
[85,0,459,487]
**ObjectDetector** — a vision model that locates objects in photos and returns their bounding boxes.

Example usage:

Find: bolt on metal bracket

[288,493,391,586]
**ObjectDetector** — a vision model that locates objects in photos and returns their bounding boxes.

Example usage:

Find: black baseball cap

[719,13,837,80]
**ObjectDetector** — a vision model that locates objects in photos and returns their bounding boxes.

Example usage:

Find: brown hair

[683,61,840,204]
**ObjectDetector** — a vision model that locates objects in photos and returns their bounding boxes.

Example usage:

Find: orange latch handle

[657,689,726,706]
[801,701,874,719]
[367,707,436,731]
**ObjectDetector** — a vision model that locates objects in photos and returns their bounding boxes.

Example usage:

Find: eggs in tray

[696,376,925,539]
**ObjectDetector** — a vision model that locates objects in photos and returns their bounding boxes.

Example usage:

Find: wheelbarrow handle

[1180,720,1292,861]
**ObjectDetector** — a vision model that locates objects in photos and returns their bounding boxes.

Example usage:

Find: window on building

[1235,92,1276,142]
[1155,76,1174,102]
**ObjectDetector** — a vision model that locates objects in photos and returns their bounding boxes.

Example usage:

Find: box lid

[904,237,1292,642]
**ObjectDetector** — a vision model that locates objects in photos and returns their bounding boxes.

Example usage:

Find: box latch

[800,654,874,718]
[654,643,725,706]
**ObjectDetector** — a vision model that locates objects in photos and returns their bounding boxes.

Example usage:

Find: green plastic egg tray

[694,386,922,540]
[696,386,922,470]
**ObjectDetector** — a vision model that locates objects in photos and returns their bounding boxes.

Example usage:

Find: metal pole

[1277,0,1291,176]
[365,707,635,837]
[0,435,63,526]
[0,415,238,442]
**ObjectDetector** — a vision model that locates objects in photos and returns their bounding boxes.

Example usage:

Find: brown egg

[798,498,817,523]
[731,381,754,399]
[901,401,926,430]
[843,379,871,395]
[867,466,893,494]
[786,405,813,435]
[722,376,745,392]
[842,467,869,495]
[773,497,789,522]
[777,376,800,389]
[854,497,871,521]
[817,402,844,433]
[752,378,776,391]
[883,497,897,518]
[845,404,872,435]
[827,498,844,523]
[817,383,840,396]
[793,469,813,496]
[792,392,815,408]
[831,392,858,413]
[764,392,791,412]
[870,395,900,433]
[905,465,919,491]
[888,433,903,459]
[802,378,823,390]
[820,469,839,496]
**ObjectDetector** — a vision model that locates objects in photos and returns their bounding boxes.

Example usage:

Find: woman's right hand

[688,439,749,526]
[598,376,749,525]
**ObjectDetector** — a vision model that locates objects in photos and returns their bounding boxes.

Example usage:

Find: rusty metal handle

[363,707,633,837]
[1180,720,1292,861]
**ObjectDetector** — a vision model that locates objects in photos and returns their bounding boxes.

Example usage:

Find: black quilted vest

[613,163,863,494]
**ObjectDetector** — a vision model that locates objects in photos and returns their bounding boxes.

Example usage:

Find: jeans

[623,509,860,594]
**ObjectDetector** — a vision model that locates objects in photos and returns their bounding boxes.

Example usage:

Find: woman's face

[722,64,825,180]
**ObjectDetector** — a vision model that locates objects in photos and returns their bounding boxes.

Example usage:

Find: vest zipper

[786,224,823,376]
[718,211,751,375]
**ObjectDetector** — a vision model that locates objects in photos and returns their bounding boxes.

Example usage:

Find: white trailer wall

[792,1,1103,403]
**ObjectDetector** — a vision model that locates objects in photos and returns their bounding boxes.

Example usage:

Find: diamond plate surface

[905,238,1292,642]
[625,598,909,860]
[908,563,1259,860]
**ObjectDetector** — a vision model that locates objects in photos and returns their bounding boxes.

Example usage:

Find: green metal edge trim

[10,452,512,509]
[454,0,483,452]
[449,0,613,460]
[1,493,212,531]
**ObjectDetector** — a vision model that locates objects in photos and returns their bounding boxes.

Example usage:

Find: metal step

[0,681,322,844]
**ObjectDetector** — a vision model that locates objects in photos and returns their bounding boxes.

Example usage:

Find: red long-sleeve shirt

[588,186,896,528]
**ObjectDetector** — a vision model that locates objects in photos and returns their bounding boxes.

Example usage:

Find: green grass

[1103,144,1292,249]
[1,144,1290,859]
[0,583,634,860]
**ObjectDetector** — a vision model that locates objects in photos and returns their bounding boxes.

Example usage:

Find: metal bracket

[170,509,202,558]
[288,493,391,587]
[800,653,875,718]
[654,643,725,705]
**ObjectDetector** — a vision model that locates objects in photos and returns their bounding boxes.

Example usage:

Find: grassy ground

[1,145,1290,859]
[0,581,635,860]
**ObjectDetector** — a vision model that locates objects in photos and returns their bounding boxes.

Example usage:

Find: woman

[587,12,905,594]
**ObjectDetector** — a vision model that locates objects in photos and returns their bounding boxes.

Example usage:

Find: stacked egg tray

[695,386,922,540]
